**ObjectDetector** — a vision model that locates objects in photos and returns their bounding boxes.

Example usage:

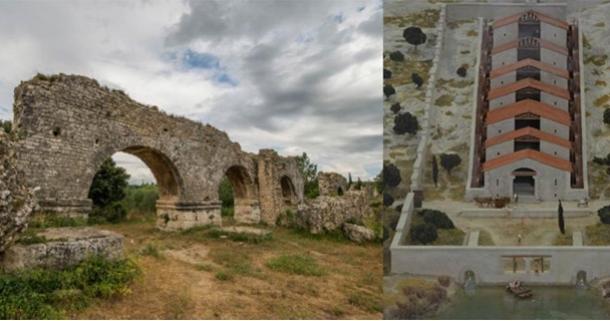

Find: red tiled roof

[485,126,571,148]
[490,58,569,79]
[493,10,569,30]
[485,99,571,126]
[482,149,572,172]
[488,78,570,100]
[491,38,569,56]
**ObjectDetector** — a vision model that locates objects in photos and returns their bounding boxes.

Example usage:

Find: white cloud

[0,0,382,183]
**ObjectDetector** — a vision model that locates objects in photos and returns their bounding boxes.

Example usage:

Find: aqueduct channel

[11,74,304,230]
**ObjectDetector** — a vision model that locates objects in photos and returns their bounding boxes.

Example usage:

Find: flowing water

[435,286,610,319]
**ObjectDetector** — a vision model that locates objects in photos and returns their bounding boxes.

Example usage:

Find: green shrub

[421,209,454,229]
[0,256,138,319]
[409,223,438,244]
[140,243,162,258]
[16,230,48,245]
[266,254,324,276]
[598,205,610,224]
[215,271,233,281]
[29,214,87,229]
[89,202,127,224]
[120,184,158,217]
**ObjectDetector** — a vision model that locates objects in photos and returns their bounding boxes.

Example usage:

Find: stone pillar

[233,199,261,224]
[257,149,282,225]
[155,200,222,231]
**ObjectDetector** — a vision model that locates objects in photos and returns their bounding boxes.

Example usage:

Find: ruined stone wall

[0,131,37,252]
[295,190,371,234]
[318,172,348,196]
[257,149,303,225]
[11,74,303,229]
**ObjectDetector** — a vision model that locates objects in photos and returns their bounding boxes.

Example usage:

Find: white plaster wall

[541,71,568,88]
[391,245,610,285]
[492,49,517,69]
[541,92,569,111]
[540,141,570,160]
[541,22,567,47]
[487,118,514,137]
[485,158,569,200]
[486,140,513,160]
[489,93,515,109]
[541,47,567,69]
[541,118,569,139]
[494,23,518,46]
[491,72,515,88]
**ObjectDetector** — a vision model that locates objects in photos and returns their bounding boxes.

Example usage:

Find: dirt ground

[70,220,382,319]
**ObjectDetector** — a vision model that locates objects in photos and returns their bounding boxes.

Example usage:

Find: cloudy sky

[0,0,382,184]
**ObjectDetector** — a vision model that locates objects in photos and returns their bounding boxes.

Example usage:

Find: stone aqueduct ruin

[11,74,304,230]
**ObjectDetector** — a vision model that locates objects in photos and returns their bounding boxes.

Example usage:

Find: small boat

[506,281,533,299]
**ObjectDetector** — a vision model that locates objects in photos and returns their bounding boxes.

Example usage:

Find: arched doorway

[513,167,536,197]
[219,165,259,223]
[280,175,297,206]
[87,146,182,223]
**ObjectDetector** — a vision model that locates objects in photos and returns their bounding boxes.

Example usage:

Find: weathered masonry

[12,74,304,230]
[467,10,588,201]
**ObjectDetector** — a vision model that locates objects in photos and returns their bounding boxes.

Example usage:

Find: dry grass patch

[384,9,440,28]
[72,221,382,319]
[585,224,610,245]
[594,94,610,108]
[435,94,453,107]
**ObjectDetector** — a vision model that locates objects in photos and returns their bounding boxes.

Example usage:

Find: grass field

[68,219,382,319]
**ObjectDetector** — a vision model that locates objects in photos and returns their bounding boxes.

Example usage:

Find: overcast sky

[0,0,382,184]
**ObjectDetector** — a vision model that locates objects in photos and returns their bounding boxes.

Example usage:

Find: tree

[383,163,401,188]
[88,158,130,208]
[432,155,439,187]
[558,199,565,234]
[374,170,383,194]
[604,108,610,125]
[389,50,404,62]
[384,84,396,98]
[295,152,319,199]
[440,153,461,176]
[393,112,418,135]
[421,209,454,229]
[384,69,392,79]
[0,120,11,134]
[218,177,234,209]
[403,26,427,50]
[355,177,362,190]
[598,205,610,224]
[411,73,423,89]
[410,223,437,244]
[391,103,401,114]
[348,172,353,190]
[456,66,467,78]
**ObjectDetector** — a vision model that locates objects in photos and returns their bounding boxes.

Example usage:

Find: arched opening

[218,165,259,224]
[513,167,536,197]
[280,175,297,205]
[337,187,344,196]
[576,270,587,286]
[87,146,181,223]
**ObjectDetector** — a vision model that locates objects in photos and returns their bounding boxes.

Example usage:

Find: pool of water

[435,286,610,319]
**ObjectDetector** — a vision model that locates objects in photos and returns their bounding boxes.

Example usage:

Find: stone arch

[280,175,297,205]
[222,165,260,223]
[89,145,184,203]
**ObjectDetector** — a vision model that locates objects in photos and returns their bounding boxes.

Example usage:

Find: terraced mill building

[466,10,588,202]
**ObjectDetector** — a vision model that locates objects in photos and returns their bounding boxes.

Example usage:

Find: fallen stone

[343,223,376,243]
[0,227,123,270]
[295,191,370,234]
